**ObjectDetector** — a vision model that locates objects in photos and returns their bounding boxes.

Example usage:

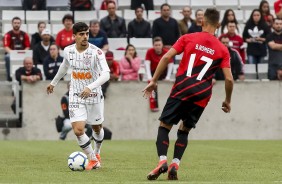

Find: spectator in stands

[33,29,52,65]
[119,44,141,81]
[220,9,239,35]
[128,6,151,38]
[178,6,194,35]
[145,37,173,81]
[266,18,282,80]
[100,0,117,10]
[3,17,30,81]
[12,57,42,127]
[243,9,271,66]
[31,21,55,50]
[102,51,120,97]
[88,20,109,52]
[219,21,246,63]
[70,0,93,10]
[56,14,74,50]
[43,43,63,80]
[22,0,46,10]
[152,3,180,49]
[188,9,204,33]
[214,36,244,81]
[16,57,42,85]
[274,0,282,19]
[131,0,154,11]
[259,0,275,27]
[100,1,127,38]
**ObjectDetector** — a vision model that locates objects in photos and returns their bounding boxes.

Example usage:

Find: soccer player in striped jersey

[143,8,234,180]
[47,22,110,170]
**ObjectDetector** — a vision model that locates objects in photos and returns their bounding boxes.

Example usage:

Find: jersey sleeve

[96,49,110,74]
[220,47,231,69]
[3,33,11,48]
[172,35,186,54]
[24,33,30,48]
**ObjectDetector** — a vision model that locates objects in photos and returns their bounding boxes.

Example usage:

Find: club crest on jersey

[84,58,91,65]
[97,49,102,55]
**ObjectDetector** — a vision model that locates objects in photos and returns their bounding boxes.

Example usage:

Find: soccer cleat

[85,159,101,170]
[167,163,179,180]
[96,154,101,163]
[147,160,168,180]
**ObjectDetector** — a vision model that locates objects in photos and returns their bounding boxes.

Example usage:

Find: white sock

[92,128,104,155]
[172,158,180,166]
[76,133,97,160]
[159,155,167,161]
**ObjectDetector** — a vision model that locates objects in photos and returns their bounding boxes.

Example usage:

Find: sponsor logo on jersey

[72,71,92,80]
[73,92,98,97]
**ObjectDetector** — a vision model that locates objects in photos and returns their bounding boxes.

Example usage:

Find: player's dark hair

[153,36,163,44]
[62,14,74,24]
[73,22,89,34]
[204,8,220,27]
[50,42,59,50]
[160,3,170,10]
[12,16,21,23]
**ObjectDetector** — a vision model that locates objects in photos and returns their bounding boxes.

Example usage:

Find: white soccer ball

[68,151,88,171]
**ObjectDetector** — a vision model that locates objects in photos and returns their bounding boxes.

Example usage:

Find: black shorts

[159,97,205,128]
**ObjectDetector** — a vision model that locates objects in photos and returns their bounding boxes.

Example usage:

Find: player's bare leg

[147,122,172,180]
[72,121,100,170]
[168,122,191,180]
[92,124,104,163]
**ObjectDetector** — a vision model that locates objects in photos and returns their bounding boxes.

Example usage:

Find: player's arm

[80,49,110,99]
[222,68,233,113]
[47,54,70,94]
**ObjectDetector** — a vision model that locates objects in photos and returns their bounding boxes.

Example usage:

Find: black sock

[173,130,189,160]
[156,126,170,157]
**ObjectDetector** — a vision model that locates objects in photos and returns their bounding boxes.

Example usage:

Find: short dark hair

[227,21,236,26]
[274,18,282,23]
[12,16,21,23]
[89,19,99,26]
[135,6,144,12]
[37,21,46,28]
[73,22,89,34]
[160,3,170,10]
[204,8,220,26]
[153,36,163,44]
[107,0,116,6]
[62,14,74,24]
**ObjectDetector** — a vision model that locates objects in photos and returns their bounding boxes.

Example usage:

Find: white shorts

[69,101,104,125]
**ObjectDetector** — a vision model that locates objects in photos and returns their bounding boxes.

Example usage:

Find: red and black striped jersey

[170,32,231,107]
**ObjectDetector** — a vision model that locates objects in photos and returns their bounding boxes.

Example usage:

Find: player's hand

[46,84,54,95]
[221,100,231,113]
[142,81,157,99]
[80,87,91,99]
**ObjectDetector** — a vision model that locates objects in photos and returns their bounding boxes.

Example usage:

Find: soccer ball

[67,151,88,171]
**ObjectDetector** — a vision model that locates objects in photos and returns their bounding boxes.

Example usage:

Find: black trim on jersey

[171,58,222,101]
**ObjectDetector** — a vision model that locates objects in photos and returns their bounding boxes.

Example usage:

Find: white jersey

[63,43,110,104]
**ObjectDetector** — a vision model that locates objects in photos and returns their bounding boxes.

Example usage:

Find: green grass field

[0,140,281,184]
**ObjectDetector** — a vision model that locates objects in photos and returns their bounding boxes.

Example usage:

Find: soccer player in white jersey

[46,22,110,170]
